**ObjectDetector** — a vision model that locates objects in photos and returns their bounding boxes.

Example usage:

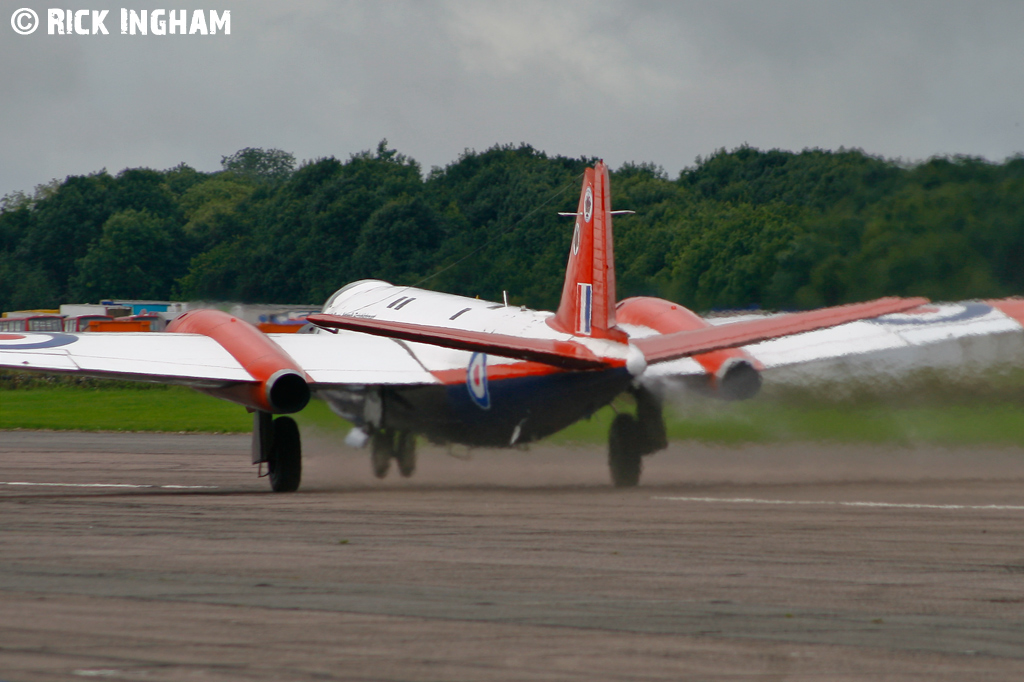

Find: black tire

[608,414,642,488]
[268,416,302,493]
[371,430,392,479]
[395,431,417,478]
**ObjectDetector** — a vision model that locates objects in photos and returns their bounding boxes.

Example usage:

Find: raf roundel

[466,352,490,409]
[872,302,992,327]
[583,187,593,223]
[0,333,78,350]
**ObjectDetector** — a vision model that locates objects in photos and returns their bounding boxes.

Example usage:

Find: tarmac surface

[1,429,1023,680]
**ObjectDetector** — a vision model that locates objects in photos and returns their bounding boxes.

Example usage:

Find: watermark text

[11,8,231,35]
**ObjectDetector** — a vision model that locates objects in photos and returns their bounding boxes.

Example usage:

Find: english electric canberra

[0,162,930,490]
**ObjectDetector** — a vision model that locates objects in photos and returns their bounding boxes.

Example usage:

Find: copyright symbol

[11,8,38,35]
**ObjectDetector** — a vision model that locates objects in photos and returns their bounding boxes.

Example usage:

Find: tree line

[2,141,1023,314]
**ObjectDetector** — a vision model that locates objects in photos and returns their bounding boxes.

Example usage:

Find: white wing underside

[2,333,251,385]
[0,331,443,387]
[643,302,1024,384]
[273,333,442,385]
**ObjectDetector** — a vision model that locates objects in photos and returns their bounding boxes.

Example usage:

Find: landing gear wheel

[370,429,417,479]
[395,431,417,478]
[371,430,392,479]
[268,416,302,493]
[608,414,642,488]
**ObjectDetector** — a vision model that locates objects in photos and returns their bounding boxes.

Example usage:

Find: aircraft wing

[642,298,1024,387]
[269,333,441,384]
[305,314,609,370]
[744,298,1024,378]
[0,332,252,386]
[631,297,929,364]
[0,330,440,388]
[308,298,931,372]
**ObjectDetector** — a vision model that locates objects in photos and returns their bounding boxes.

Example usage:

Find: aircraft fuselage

[315,279,634,447]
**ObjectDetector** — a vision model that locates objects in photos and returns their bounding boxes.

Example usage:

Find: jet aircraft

[0,162,929,490]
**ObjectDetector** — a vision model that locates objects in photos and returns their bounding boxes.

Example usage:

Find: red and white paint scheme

[0,162,960,491]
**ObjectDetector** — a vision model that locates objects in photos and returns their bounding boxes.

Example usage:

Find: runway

[1,430,1023,680]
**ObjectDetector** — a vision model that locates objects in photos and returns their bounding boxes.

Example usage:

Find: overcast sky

[2,1,1023,198]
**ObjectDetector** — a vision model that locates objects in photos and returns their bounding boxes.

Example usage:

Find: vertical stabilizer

[550,161,626,342]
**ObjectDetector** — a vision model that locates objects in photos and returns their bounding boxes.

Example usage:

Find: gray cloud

[1,0,1022,198]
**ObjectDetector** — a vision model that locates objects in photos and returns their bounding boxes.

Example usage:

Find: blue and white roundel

[0,333,78,349]
[872,302,992,326]
[467,352,490,409]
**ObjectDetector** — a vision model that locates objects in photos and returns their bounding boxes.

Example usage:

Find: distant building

[6,299,321,334]
[97,300,189,318]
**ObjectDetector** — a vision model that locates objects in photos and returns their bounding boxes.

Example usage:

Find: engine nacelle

[715,357,762,401]
[167,309,310,414]
[617,296,763,401]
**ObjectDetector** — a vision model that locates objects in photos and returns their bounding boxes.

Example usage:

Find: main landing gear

[371,428,417,479]
[607,387,668,488]
[253,412,302,492]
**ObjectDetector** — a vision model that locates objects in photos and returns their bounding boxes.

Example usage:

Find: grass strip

[1,387,340,433]
[1,387,254,432]
[550,401,1024,447]
[5,385,1024,447]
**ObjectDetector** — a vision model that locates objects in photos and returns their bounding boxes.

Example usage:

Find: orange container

[87,320,152,332]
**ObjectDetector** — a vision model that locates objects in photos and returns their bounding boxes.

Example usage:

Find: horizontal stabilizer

[634,297,930,364]
[557,210,636,216]
[307,314,610,370]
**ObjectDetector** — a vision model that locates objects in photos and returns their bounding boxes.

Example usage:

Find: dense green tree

[610,163,690,300]
[173,238,249,302]
[17,173,116,298]
[110,168,180,218]
[350,195,446,284]
[0,252,58,310]
[70,209,189,301]
[3,143,1024,315]
[221,148,296,184]
[425,144,592,309]
[280,142,425,303]
[0,196,33,253]
[845,183,1001,301]
[162,163,208,196]
[681,146,900,211]
[179,175,255,248]
[667,202,804,310]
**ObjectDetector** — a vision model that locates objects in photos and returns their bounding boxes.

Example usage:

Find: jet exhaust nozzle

[716,359,762,401]
[266,369,311,414]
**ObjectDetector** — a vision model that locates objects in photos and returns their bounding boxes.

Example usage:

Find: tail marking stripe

[577,283,592,335]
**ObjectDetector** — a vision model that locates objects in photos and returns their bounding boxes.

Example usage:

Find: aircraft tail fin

[549,161,626,342]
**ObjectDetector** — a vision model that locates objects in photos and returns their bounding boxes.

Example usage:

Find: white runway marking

[653,496,1024,511]
[0,482,218,490]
